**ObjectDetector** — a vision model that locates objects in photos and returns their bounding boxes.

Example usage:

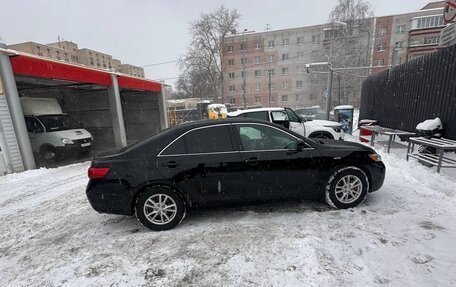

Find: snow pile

[0,151,455,286]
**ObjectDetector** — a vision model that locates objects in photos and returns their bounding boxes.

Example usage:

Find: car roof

[173,118,272,130]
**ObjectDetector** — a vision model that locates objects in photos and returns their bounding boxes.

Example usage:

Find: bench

[406,137,456,173]
[360,126,415,153]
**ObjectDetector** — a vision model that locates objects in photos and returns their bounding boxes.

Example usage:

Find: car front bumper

[366,161,386,192]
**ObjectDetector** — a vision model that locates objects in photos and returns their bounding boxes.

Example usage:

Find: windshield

[38,115,82,132]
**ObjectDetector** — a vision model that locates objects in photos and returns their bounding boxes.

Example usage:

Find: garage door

[0,95,24,173]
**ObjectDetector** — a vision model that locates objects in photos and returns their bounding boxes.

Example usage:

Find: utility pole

[326,68,334,121]
[242,30,247,109]
[266,24,272,107]
[268,70,272,107]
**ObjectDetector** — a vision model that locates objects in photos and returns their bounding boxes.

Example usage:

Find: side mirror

[297,139,306,151]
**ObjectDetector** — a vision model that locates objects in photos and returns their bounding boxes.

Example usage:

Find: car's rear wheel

[325,166,369,209]
[136,186,185,231]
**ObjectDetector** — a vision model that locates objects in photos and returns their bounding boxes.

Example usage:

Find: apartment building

[7,41,145,78]
[119,64,145,78]
[223,23,371,109]
[222,1,451,108]
[372,1,448,74]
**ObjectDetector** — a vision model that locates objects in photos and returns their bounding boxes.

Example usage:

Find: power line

[141,60,179,68]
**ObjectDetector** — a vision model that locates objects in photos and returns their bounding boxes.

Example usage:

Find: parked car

[228,107,344,140]
[86,118,385,231]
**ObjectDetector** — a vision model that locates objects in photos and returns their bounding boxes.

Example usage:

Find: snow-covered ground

[1,139,455,286]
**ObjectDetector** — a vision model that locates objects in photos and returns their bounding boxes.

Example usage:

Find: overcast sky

[0,0,437,87]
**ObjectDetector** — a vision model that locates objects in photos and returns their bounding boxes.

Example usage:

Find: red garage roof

[10,54,162,92]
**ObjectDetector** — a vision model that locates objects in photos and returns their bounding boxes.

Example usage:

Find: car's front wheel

[325,166,369,209]
[136,186,185,231]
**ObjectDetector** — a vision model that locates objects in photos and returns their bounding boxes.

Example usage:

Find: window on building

[282,67,289,75]
[255,56,261,64]
[228,45,233,53]
[325,29,340,39]
[268,69,275,76]
[228,59,234,66]
[255,83,262,91]
[377,43,386,52]
[282,82,289,89]
[282,53,289,61]
[396,25,406,34]
[295,94,300,102]
[375,59,385,66]
[297,66,305,73]
[395,41,404,49]
[312,35,320,43]
[241,43,247,51]
[281,95,288,102]
[414,16,444,30]
[255,96,262,103]
[241,71,248,78]
[241,57,247,65]
[268,40,274,48]
[254,70,262,77]
[297,36,305,45]
[268,55,274,62]
[229,85,235,92]
[424,36,440,45]
[255,42,260,49]
[229,72,235,79]
[229,98,236,104]
[378,27,387,36]
[283,39,289,46]
[296,80,303,89]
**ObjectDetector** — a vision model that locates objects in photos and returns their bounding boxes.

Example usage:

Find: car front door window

[237,124,297,151]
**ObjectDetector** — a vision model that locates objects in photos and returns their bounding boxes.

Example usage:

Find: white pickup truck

[228,107,344,140]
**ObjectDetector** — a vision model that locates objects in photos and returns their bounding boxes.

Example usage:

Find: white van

[20,97,93,162]
[228,107,344,140]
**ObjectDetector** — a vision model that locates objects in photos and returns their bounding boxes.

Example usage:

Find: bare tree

[312,0,374,107]
[177,6,240,103]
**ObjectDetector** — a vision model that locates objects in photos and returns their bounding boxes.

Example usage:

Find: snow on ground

[1,140,456,286]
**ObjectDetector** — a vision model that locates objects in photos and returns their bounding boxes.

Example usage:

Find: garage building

[0,44,168,175]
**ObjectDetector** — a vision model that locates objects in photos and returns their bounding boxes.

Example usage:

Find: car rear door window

[185,125,234,154]
[161,137,185,155]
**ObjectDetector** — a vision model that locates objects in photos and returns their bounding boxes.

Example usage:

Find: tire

[40,146,57,163]
[310,132,333,140]
[136,186,185,231]
[325,166,369,209]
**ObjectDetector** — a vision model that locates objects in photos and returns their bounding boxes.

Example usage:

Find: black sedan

[86,118,385,231]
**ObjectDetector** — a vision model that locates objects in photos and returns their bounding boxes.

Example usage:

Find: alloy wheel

[334,175,363,204]
[143,194,177,225]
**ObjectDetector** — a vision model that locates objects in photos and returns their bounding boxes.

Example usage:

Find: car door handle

[245,157,259,165]
[162,161,180,168]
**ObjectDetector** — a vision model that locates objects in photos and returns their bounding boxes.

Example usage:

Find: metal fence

[360,44,456,139]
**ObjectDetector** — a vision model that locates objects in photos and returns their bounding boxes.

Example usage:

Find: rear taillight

[88,167,111,179]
